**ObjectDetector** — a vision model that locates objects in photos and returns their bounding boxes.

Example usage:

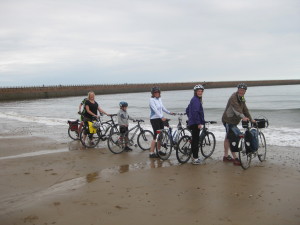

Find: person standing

[186,85,205,165]
[117,101,135,151]
[149,87,174,158]
[222,83,255,165]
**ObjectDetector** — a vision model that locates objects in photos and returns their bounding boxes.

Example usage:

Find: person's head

[237,83,247,97]
[151,86,161,98]
[87,91,95,101]
[119,101,128,110]
[193,84,204,97]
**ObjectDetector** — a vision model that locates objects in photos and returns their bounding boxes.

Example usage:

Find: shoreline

[1,79,300,101]
[0,134,299,225]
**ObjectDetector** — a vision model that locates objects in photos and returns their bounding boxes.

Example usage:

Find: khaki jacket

[222,92,252,125]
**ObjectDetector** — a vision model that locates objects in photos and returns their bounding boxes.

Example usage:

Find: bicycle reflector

[156,130,161,134]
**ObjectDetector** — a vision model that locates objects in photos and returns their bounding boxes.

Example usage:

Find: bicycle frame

[121,121,146,146]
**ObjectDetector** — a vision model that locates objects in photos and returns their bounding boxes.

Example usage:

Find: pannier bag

[68,120,78,131]
[253,118,269,128]
[245,129,259,153]
[227,127,241,152]
[88,121,97,134]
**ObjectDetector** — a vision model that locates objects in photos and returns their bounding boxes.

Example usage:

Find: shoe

[233,158,241,166]
[223,155,234,162]
[124,146,133,152]
[158,151,166,156]
[192,158,202,165]
[149,153,159,158]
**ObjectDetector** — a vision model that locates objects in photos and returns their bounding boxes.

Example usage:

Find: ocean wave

[0,111,67,126]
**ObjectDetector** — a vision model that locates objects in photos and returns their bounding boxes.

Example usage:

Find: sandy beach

[0,128,299,225]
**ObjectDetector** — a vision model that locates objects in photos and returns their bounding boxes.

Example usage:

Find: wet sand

[0,134,300,225]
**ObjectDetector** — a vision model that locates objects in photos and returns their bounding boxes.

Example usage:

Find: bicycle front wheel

[238,139,251,170]
[79,127,101,148]
[257,131,267,162]
[107,132,125,154]
[176,135,192,164]
[156,130,172,160]
[200,132,216,158]
[137,130,153,150]
[68,127,79,140]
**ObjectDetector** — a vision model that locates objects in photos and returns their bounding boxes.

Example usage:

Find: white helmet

[194,84,204,91]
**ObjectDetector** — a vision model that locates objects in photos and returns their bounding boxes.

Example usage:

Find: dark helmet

[151,86,161,94]
[119,101,128,107]
[237,83,247,90]
[194,84,204,91]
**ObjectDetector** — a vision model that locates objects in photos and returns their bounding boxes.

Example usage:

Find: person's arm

[98,106,109,116]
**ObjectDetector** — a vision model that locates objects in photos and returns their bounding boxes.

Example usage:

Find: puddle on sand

[0,158,178,215]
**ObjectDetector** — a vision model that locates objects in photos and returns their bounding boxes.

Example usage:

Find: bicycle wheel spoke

[156,130,172,160]
[239,141,251,169]
[137,130,153,151]
[257,131,267,162]
[176,135,192,163]
[200,132,216,158]
[107,132,124,154]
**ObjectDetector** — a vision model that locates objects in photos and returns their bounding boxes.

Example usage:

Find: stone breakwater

[0,80,299,101]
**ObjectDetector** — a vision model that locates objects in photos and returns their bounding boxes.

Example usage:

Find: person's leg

[191,125,200,159]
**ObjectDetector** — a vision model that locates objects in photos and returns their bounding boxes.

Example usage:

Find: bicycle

[155,113,191,160]
[67,119,80,140]
[176,121,217,164]
[238,118,269,170]
[79,115,118,148]
[107,120,153,154]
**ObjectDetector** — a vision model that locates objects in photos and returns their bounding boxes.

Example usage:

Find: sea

[0,84,299,147]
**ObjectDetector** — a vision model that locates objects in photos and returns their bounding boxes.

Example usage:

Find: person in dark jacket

[222,83,255,165]
[186,84,205,165]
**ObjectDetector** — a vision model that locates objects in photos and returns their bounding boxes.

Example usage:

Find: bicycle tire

[156,130,172,160]
[79,126,101,148]
[257,131,267,162]
[200,132,216,158]
[137,130,153,151]
[107,132,125,154]
[238,139,251,170]
[68,127,79,140]
[176,135,192,164]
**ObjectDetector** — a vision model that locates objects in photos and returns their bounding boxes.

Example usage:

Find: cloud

[0,0,299,86]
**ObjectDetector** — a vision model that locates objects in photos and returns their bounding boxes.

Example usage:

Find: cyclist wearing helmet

[186,84,205,165]
[149,86,174,158]
[118,101,135,151]
[222,83,255,165]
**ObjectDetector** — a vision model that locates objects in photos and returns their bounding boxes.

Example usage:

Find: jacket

[222,92,252,125]
[186,96,205,126]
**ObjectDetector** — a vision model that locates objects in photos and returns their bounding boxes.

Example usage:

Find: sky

[0,0,299,87]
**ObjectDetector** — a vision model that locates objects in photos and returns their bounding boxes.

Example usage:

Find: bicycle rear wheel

[156,130,172,160]
[176,135,192,164]
[68,127,79,140]
[107,132,125,154]
[257,131,267,162]
[137,130,153,150]
[238,139,251,170]
[200,132,216,158]
[79,127,101,148]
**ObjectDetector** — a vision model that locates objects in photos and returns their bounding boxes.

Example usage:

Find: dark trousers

[190,124,200,159]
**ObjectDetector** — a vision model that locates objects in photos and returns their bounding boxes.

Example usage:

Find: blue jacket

[186,96,205,126]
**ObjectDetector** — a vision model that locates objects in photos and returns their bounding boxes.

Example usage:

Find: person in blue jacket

[186,84,205,165]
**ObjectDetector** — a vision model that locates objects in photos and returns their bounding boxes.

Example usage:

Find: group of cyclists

[77,83,255,166]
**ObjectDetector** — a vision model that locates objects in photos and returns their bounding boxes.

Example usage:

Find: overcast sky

[0,0,299,86]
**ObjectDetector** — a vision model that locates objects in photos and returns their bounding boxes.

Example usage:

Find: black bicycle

[155,113,191,160]
[176,121,217,163]
[238,118,268,170]
[79,115,118,148]
[107,120,153,154]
